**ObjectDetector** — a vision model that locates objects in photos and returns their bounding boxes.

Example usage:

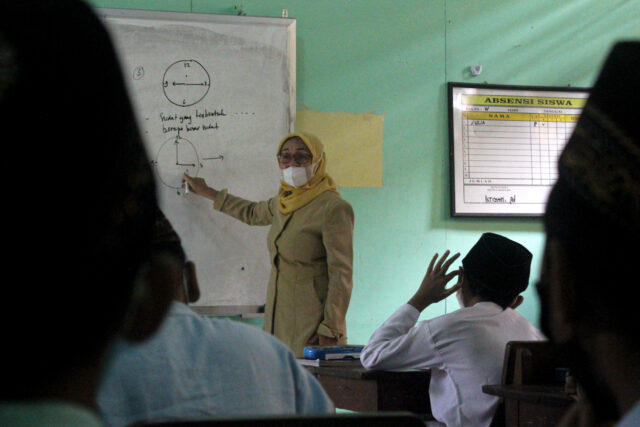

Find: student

[97,210,334,426]
[0,0,174,424]
[539,41,640,426]
[361,233,545,427]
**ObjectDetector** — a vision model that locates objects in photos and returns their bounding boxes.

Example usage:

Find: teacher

[183,132,354,356]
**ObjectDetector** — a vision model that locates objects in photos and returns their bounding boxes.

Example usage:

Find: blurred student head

[0,0,171,404]
[540,41,640,423]
[148,209,200,307]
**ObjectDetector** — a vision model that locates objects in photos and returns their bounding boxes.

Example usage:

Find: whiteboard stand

[99,8,296,314]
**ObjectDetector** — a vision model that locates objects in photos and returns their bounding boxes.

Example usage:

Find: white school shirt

[97,302,333,427]
[361,302,545,427]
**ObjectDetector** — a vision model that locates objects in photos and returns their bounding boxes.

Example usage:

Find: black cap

[462,233,532,297]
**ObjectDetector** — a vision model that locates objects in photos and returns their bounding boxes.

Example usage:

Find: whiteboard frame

[448,82,589,218]
[98,8,296,316]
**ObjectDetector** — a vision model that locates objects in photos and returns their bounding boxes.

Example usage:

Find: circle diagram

[154,135,201,189]
[162,59,211,107]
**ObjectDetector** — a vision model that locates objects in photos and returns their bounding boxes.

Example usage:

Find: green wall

[89,0,640,344]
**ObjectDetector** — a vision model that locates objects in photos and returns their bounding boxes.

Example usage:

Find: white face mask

[456,289,465,308]
[281,164,315,188]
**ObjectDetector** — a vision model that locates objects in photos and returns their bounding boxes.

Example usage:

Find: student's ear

[122,253,177,342]
[184,260,201,303]
[509,295,524,309]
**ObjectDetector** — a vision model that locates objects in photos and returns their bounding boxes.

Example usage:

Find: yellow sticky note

[296,109,383,187]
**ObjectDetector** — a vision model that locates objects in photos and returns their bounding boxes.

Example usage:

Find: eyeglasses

[277,152,312,165]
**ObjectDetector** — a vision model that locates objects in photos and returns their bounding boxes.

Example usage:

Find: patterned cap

[558,42,640,233]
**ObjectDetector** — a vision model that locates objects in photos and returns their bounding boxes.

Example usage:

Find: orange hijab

[277,132,337,214]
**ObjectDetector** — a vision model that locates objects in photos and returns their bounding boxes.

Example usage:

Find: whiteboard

[448,83,589,217]
[99,8,296,312]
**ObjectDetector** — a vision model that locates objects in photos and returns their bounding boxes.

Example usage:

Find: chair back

[489,340,559,427]
[501,340,558,385]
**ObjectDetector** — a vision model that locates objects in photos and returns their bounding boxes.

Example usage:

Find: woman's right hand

[182,173,218,200]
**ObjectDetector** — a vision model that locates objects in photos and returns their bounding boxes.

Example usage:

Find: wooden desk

[483,384,575,427]
[304,364,432,417]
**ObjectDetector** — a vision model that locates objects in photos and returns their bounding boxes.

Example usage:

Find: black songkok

[462,233,532,298]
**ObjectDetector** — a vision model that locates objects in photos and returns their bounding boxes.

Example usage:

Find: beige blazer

[214,189,354,356]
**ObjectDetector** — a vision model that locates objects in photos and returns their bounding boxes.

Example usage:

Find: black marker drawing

[151,135,199,190]
[133,66,145,80]
[162,60,211,107]
[151,134,223,194]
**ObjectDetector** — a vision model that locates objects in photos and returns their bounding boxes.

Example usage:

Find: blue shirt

[618,400,640,427]
[97,302,333,426]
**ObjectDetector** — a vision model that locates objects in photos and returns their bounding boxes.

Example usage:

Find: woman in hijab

[183,132,354,356]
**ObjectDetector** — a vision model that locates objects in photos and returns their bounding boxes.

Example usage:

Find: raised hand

[408,250,462,312]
